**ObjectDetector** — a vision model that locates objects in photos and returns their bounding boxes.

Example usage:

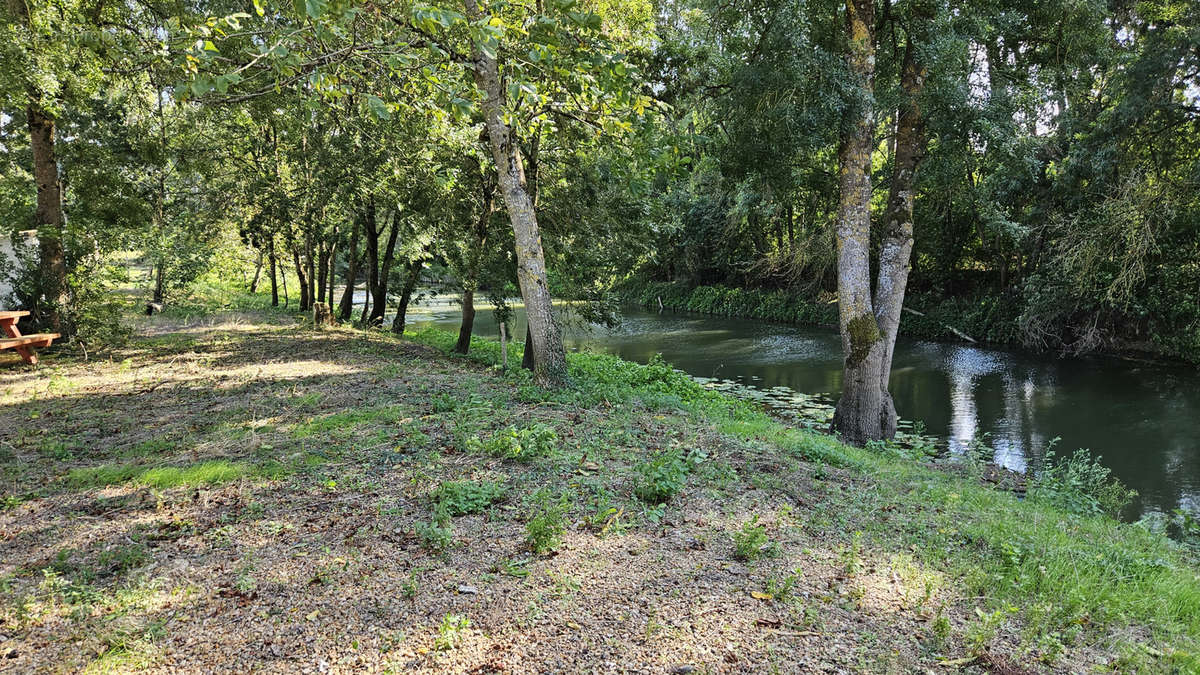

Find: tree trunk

[325,235,337,308]
[249,249,264,293]
[371,213,400,327]
[872,37,929,440]
[453,180,494,355]
[363,199,381,325]
[338,215,362,321]
[293,247,310,311]
[464,0,567,386]
[454,288,476,354]
[153,260,166,304]
[831,0,886,446]
[316,241,329,308]
[305,228,316,311]
[786,203,795,253]
[269,240,279,306]
[28,105,69,335]
[391,258,424,335]
[280,256,289,309]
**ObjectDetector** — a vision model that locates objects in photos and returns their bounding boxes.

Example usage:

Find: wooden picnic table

[0,311,59,365]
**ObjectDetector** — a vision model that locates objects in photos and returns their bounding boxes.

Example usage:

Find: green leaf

[367,95,391,120]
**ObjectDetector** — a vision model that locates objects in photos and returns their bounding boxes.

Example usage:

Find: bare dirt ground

[0,313,1091,673]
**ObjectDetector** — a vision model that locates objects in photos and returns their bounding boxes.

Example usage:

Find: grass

[65,460,268,489]
[403,325,1200,668]
[2,287,1198,671]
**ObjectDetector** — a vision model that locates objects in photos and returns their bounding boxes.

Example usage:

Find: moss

[846,313,881,367]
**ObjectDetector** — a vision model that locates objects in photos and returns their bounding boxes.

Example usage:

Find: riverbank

[1,303,1198,672]
[618,280,1024,346]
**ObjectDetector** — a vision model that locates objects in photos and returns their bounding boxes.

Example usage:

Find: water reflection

[407,296,1200,520]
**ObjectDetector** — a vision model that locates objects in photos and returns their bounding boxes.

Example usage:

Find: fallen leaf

[750,591,773,601]
[306,610,319,621]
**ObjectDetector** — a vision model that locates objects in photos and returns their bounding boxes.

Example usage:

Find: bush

[1029,448,1137,519]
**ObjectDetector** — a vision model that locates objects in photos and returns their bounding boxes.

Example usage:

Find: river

[406,294,1200,520]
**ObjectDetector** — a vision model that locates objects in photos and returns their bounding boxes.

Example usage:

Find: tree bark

[305,227,316,311]
[391,258,424,335]
[325,234,337,308]
[453,177,494,355]
[292,247,310,311]
[268,239,279,306]
[873,37,929,439]
[362,199,382,325]
[454,288,476,354]
[153,260,166,304]
[28,105,69,335]
[463,0,567,385]
[249,249,264,293]
[831,0,886,446]
[338,214,362,321]
[316,241,329,309]
[371,214,400,326]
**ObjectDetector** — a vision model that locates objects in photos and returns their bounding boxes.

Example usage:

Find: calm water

[408,295,1200,520]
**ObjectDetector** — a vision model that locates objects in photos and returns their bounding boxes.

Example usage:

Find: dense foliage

[2,0,1197,363]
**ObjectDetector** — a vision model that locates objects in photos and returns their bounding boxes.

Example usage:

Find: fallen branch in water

[902,307,978,343]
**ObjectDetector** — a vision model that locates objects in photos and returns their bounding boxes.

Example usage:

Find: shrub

[1029,448,1136,519]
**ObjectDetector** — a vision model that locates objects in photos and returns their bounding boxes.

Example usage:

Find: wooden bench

[0,311,59,365]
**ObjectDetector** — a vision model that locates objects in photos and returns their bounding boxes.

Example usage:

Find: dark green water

[410,295,1200,520]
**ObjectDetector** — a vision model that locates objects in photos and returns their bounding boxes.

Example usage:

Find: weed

[433,613,470,651]
[965,605,1018,656]
[633,447,690,504]
[97,544,149,577]
[836,532,865,577]
[1029,446,1136,519]
[930,607,952,648]
[417,507,454,553]
[401,573,419,599]
[733,515,776,561]
[434,480,506,516]
[764,570,801,602]
[494,558,530,578]
[526,491,569,554]
[469,424,558,461]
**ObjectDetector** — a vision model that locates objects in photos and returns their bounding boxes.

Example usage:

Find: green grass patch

[291,405,408,438]
[65,460,271,489]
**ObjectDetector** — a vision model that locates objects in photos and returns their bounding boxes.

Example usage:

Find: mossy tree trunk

[463,0,567,386]
[832,4,929,446]
[832,0,885,446]
[873,37,928,438]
